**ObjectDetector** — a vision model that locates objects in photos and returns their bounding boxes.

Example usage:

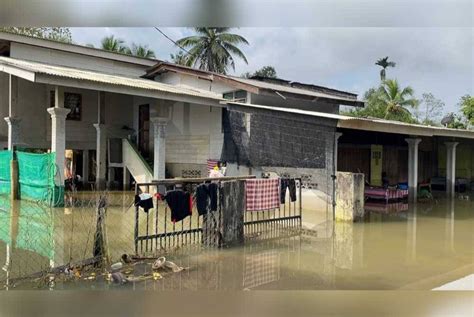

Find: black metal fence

[244,178,302,241]
[134,177,302,254]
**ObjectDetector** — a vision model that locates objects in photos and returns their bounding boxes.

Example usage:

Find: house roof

[144,62,365,107]
[0,57,223,105]
[225,101,474,140]
[0,31,160,67]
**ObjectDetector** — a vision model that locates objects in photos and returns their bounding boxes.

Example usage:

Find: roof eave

[34,73,223,107]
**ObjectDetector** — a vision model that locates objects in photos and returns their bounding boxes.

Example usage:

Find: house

[0,31,473,206]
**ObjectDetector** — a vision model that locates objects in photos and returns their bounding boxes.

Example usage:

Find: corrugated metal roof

[146,62,364,106]
[0,57,223,101]
[226,101,474,139]
[231,76,361,104]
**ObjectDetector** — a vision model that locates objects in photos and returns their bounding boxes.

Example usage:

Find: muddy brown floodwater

[0,191,472,290]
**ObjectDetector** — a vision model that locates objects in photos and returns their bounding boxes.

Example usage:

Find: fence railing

[134,176,303,255]
[244,178,302,241]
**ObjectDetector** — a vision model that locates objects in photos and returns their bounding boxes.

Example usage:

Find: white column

[47,107,70,186]
[4,117,21,150]
[405,138,421,202]
[93,123,107,190]
[445,142,459,198]
[94,91,107,190]
[4,74,20,150]
[150,117,168,180]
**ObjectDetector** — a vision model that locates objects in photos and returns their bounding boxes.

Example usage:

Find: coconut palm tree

[375,56,396,81]
[125,43,156,58]
[378,79,418,120]
[176,28,249,74]
[101,35,127,53]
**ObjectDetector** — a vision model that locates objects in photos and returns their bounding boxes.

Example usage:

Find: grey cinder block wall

[222,105,338,197]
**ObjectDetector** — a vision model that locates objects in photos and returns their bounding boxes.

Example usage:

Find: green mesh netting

[0,196,11,245]
[0,150,12,195]
[17,151,58,204]
[16,202,54,260]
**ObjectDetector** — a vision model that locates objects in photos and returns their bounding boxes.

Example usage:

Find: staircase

[122,139,154,191]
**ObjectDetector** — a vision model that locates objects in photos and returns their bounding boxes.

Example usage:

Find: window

[50,91,82,121]
[223,90,247,103]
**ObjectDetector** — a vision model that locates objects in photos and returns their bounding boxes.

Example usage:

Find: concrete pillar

[150,117,168,180]
[335,172,365,222]
[47,106,70,187]
[93,123,107,190]
[445,142,459,198]
[405,138,422,202]
[5,74,20,150]
[4,117,20,151]
[94,91,107,190]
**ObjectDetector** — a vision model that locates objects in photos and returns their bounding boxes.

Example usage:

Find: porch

[0,57,224,195]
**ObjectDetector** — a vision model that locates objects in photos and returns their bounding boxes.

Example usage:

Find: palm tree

[375,56,396,81]
[125,43,156,58]
[176,28,249,74]
[170,51,188,65]
[378,79,418,120]
[101,35,127,53]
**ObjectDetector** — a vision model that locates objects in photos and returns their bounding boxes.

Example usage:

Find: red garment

[245,179,280,211]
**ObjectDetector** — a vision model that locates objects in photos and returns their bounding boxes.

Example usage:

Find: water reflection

[0,195,473,290]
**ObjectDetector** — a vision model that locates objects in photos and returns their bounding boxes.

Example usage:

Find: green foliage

[375,56,396,81]
[125,43,155,58]
[176,28,249,74]
[170,50,188,65]
[459,94,474,126]
[446,113,467,129]
[345,79,418,123]
[242,66,277,78]
[0,27,72,43]
[100,35,127,53]
[414,93,444,126]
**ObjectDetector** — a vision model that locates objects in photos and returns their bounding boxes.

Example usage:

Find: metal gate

[134,177,302,254]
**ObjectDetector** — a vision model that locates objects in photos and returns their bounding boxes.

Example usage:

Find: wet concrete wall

[335,172,365,222]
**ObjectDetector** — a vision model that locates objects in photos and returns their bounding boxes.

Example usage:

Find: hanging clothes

[245,178,280,211]
[134,193,154,213]
[280,178,297,204]
[195,183,219,215]
[164,190,192,222]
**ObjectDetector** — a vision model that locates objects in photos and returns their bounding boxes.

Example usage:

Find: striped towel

[207,159,219,171]
[245,178,280,211]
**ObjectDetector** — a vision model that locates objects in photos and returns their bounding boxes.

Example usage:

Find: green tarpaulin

[0,150,12,195]
[17,151,61,205]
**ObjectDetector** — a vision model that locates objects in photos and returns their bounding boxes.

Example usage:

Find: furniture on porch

[364,186,409,203]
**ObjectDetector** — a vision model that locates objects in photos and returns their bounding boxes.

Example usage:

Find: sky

[70,27,473,114]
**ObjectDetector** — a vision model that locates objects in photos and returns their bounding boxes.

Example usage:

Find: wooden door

[138,104,150,158]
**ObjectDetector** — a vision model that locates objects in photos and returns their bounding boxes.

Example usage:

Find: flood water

[0,191,472,290]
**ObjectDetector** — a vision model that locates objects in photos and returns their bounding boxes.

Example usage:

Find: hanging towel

[245,178,280,211]
[195,183,219,215]
[280,179,297,204]
[195,184,209,215]
[164,190,192,222]
[134,193,154,213]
